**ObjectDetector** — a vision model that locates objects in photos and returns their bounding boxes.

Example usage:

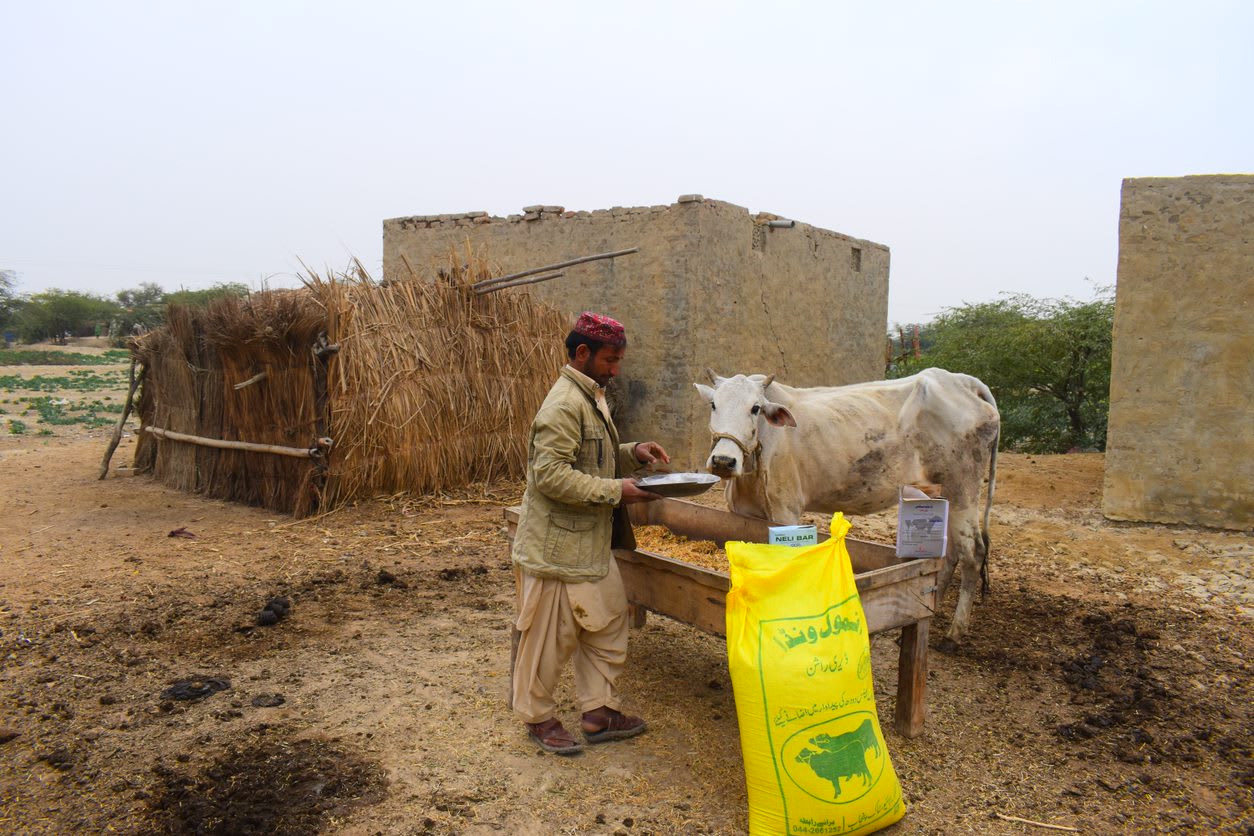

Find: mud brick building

[383,197,890,467]
[1103,175,1254,530]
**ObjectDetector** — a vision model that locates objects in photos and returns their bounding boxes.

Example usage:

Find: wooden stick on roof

[470,247,639,292]
[474,271,564,295]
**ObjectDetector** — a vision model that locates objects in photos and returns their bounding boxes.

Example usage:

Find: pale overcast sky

[2,1,1250,325]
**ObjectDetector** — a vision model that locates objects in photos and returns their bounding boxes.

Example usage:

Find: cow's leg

[936,552,958,602]
[935,507,965,601]
[937,513,983,651]
[943,512,982,648]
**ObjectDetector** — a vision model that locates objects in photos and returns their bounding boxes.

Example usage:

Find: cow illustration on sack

[794,719,882,799]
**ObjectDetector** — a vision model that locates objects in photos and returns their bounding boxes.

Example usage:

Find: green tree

[165,282,250,307]
[889,290,1114,453]
[107,282,250,344]
[116,282,166,309]
[15,290,122,344]
[0,269,18,332]
[112,282,168,341]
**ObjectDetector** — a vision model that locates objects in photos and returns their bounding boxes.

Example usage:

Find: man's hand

[620,479,661,504]
[633,441,671,466]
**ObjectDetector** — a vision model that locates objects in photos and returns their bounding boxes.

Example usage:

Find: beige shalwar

[510,560,629,723]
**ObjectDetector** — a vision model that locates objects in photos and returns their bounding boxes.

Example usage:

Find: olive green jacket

[512,367,640,583]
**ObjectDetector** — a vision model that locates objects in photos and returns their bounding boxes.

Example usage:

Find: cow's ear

[694,383,715,403]
[763,402,797,428]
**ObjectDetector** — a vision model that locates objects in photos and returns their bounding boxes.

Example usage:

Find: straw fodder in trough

[130,252,567,516]
[306,256,568,508]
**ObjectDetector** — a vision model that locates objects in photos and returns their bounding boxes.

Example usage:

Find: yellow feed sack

[726,514,905,836]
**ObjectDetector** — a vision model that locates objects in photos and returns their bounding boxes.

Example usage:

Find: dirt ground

[0,351,1250,834]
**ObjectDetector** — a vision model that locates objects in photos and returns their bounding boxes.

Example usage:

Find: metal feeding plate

[634,472,721,498]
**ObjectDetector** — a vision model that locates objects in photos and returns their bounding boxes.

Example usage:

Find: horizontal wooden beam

[144,426,320,459]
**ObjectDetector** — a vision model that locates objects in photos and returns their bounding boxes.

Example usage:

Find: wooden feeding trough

[503,497,940,738]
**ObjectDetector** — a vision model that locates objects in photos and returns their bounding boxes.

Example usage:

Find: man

[510,311,670,755]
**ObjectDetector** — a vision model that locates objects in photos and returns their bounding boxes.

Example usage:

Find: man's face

[574,344,625,387]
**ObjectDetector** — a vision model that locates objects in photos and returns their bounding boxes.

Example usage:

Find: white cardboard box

[768,525,818,548]
[896,486,949,558]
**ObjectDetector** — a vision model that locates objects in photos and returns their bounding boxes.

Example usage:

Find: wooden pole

[98,360,140,480]
[144,426,319,459]
[474,271,565,295]
[306,333,334,516]
[469,247,639,291]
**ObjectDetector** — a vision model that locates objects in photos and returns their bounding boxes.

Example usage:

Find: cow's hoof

[937,637,960,654]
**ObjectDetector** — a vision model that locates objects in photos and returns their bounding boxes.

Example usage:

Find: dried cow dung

[250,693,285,708]
[257,597,291,626]
[161,677,231,701]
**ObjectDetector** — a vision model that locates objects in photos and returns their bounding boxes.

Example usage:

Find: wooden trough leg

[894,619,930,738]
[627,602,648,629]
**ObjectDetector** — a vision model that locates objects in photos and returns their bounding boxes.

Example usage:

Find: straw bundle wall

[307,255,568,507]
[131,250,568,516]
[132,291,327,514]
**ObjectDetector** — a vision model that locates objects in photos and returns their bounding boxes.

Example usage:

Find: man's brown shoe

[526,718,583,755]
[581,707,646,744]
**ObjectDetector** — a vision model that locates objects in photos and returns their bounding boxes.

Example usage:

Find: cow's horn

[761,374,775,389]
[705,368,720,384]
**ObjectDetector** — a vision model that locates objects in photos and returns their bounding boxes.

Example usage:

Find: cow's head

[694,369,796,478]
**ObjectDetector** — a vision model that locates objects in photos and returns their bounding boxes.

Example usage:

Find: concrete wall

[383,197,889,467]
[1103,175,1254,530]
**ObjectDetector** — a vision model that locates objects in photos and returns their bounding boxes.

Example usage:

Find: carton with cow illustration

[895,486,949,559]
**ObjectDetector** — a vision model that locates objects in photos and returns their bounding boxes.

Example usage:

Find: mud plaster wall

[1103,175,1254,530]
[383,198,889,467]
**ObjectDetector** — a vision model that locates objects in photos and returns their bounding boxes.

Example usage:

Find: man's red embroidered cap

[572,312,626,346]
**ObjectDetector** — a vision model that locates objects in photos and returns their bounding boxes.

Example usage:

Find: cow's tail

[981,432,998,598]
[974,377,999,600]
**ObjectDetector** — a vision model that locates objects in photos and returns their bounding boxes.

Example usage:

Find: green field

[1,353,131,433]
[0,348,131,366]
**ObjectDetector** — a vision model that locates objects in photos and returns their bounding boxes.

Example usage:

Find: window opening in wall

[851,247,862,272]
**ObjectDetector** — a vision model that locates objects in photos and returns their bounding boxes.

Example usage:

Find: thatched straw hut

[130,255,568,516]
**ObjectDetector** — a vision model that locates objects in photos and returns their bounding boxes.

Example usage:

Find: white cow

[694,368,1000,647]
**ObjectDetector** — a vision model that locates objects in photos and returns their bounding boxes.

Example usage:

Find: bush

[888,289,1114,453]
